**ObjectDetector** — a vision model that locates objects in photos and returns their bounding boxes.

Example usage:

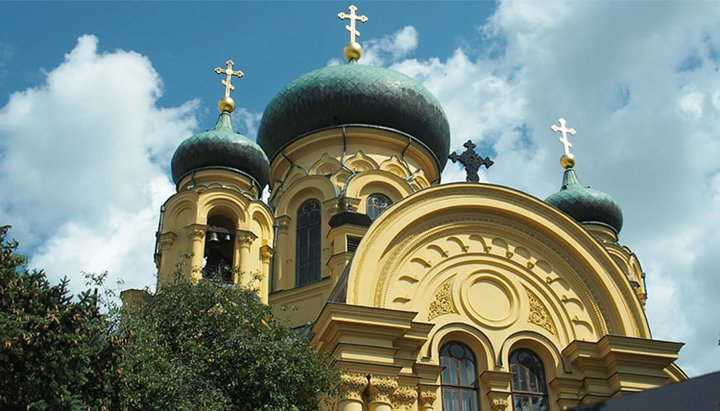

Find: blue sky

[0,2,494,127]
[1,1,720,377]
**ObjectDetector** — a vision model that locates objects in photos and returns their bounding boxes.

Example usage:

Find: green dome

[545,169,623,233]
[171,113,270,188]
[257,63,450,170]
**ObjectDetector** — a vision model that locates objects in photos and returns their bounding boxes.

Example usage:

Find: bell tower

[154,60,274,302]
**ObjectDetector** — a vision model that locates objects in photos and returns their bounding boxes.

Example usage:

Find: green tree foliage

[0,225,337,409]
[0,226,123,410]
[118,273,338,410]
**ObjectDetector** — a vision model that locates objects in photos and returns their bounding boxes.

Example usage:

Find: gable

[345,183,650,348]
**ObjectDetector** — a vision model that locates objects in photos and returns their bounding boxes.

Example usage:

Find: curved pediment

[345,183,649,346]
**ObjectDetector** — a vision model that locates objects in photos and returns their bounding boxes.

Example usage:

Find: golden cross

[214,60,244,98]
[551,118,577,156]
[338,5,368,44]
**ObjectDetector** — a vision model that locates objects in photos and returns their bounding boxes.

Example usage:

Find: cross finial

[338,5,368,61]
[449,140,494,183]
[550,118,577,169]
[214,59,244,113]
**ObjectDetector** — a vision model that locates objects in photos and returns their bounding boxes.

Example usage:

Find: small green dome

[257,63,450,170]
[171,113,270,188]
[545,169,623,233]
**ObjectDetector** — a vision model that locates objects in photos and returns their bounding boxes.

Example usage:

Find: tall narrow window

[366,193,392,220]
[296,199,321,286]
[204,215,235,283]
[510,349,549,411]
[440,342,479,411]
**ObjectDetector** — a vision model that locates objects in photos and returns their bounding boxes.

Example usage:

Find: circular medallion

[459,272,519,329]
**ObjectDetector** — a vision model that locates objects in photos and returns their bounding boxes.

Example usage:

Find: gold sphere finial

[344,42,363,61]
[218,96,235,113]
[560,153,576,169]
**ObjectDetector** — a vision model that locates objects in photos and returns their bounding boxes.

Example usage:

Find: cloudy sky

[1,1,718,377]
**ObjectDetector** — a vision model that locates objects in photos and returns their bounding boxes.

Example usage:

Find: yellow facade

[150,119,685,410]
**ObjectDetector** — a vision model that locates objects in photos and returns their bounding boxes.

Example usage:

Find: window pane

[461,388,478,411]
[296,200,321,285]
[510,349,549,411]
[443,387,460,411]
[367,193,392,220]
[440,342,479,411]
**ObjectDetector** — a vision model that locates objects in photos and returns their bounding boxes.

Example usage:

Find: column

[275,215,291,289]
[368,375,398,411]
[259,245,274,303]
[235,230,257,287]
[339,372,368,411]
[391,385,418,410]
[418,386,438,411]
[185,224,206,282]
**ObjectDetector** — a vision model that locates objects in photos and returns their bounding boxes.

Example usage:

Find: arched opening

[366,193,392,220]
[440,341,479,411]
[296,199,321,286]
[510,349,549,411]
[204,214,236,283]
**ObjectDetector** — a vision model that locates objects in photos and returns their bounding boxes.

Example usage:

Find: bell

[224,234,231,242]
[208,232,220,243]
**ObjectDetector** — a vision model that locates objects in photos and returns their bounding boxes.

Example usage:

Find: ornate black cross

[449,140,493,183]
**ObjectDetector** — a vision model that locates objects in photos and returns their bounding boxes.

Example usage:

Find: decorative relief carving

[368,375,398,404]
[339,372,368,401]
[188,228,205,241]
[346,150,378,172]
[418,388,437,407]
[158,232,177,249]
[235,230,257,248]
[309,153,342,176]
[428,277,456,320]
[260,245,274,261]
[379,155,411,179]
[492,398,510,411]
[276,216,291,231]
[525,286,557,336]
[325,202,340,218]
[391,385,418,410]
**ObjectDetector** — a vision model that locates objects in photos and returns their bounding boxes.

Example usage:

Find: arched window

[296,199,321,286]
[510,349,549,411]
[366,193,392,220]
[440,342,479,411]
[204,214,235,283]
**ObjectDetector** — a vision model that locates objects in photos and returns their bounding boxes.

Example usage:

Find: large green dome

[257,63,451,170]
[171,113,270,188]
[545,169,624,233]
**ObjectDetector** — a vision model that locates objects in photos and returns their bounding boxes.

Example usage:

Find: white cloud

[362,26,419,66]
[0,35,198,295]
[382,1,720,376]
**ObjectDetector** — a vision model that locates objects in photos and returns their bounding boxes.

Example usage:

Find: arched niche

[428,323,496,372]
[273,175,338,218]
[344,169,413,211]
[197,193,249,225]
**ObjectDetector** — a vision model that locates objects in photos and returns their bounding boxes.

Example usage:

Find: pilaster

[185,224,206,282]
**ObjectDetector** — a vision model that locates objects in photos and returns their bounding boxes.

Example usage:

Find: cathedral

[124,5,686,410]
